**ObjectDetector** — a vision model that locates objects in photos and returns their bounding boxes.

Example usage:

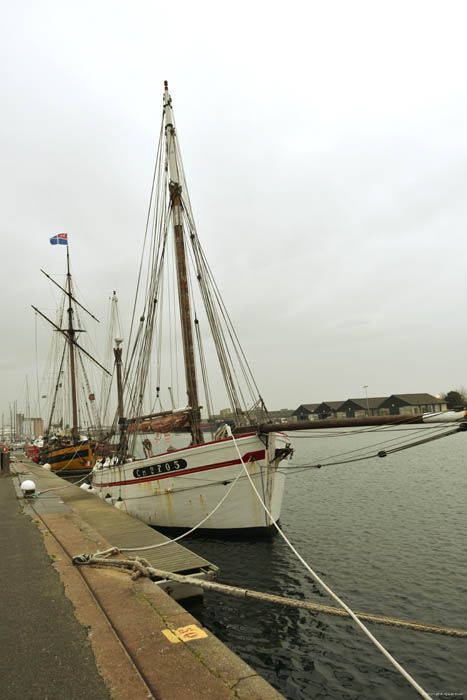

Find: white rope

[37,470,91,495]
[94,464,245,557]
[13,463,91,496]
[64,434,431,696]
[227,430,432,700]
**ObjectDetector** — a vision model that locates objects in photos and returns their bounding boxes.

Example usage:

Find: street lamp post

[363,385,369,416]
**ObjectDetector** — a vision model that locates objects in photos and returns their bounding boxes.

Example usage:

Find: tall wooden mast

[114,338,124,422]
[32,245,110,442]
[163,81,203,445]
[66,245,79,440]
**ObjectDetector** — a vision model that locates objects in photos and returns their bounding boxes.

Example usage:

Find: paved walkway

[0,474,112,700]
[0,462,285,700]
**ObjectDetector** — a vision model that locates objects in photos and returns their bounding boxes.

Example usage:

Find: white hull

[91,432,291,530]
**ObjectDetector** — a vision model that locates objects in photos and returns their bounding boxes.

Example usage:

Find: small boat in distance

[32,241,111,475]
[92,82,294,530]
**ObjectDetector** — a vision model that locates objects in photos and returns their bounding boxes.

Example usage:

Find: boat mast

[163,81,203,445]
[114,336,128,453]
[66,245,79,441]
[114,338,124,422]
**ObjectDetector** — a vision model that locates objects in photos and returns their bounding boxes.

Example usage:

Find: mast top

[163,80,173,112]
[163,80,179,184]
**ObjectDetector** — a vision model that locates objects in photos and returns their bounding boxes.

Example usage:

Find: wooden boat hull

[40,440,95,473]
[92,432,291,530]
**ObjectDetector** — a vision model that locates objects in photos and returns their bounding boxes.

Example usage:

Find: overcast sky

[2,0,467,423]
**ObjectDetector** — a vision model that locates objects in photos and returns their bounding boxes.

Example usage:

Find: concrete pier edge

[4,459,286,700]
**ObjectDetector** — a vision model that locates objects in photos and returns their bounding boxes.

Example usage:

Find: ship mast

[32,246,110,442]
[66,245,79,441]
[163,81,203,445]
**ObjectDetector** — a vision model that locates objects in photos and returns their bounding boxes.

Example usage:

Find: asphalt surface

[0,461,286,700]
[0,474,112,700]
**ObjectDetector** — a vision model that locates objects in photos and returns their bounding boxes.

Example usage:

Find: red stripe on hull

[93,449,265,489]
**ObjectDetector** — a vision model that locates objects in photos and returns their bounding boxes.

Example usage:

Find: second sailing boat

[33,236,110,475]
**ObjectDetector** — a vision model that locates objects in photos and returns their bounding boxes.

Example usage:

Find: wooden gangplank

[16,460,218,579]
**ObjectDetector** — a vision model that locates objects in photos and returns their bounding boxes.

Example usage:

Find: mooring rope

[226,430,435,700]
[12,463,91,496]
[72,555,467,639]
[69,430,460,699]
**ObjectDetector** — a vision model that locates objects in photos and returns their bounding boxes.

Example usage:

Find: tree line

[441,388,467,409]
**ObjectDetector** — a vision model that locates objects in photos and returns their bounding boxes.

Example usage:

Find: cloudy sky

[2,0,467,424]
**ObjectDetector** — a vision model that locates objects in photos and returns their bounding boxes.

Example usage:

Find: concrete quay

[1,458,285,700]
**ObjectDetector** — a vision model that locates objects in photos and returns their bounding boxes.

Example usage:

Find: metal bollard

[0,451,10,474]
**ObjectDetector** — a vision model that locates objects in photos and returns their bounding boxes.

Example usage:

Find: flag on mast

[50,233,68,245]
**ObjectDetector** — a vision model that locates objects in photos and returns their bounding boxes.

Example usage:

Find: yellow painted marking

[162,629,181,643]
[162,624,208,644]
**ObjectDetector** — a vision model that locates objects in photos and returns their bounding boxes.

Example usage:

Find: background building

[293,393,447,420]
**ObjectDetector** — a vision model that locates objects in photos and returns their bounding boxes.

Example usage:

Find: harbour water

[182,426,466,699]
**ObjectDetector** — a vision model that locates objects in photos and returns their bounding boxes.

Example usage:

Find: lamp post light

[363,385,369,416]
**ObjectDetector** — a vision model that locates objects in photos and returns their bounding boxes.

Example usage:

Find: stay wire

[285,426,462,472]
[295,423,457,467]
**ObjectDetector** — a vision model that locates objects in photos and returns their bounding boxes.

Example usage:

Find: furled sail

[127,411,191,433]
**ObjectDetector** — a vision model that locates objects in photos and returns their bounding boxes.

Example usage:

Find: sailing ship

[32,241,110,475]
[91,82,294,530]
[91,83,467,529]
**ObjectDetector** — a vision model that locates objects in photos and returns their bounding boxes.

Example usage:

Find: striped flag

[50,233,68,245]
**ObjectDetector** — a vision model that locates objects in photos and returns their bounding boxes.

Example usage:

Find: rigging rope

[46,341,67,434]
[289,422,463,469]
[109,102,271,453]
